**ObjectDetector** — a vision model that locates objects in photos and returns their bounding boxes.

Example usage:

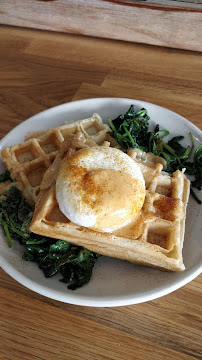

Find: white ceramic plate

[0,98,201,307]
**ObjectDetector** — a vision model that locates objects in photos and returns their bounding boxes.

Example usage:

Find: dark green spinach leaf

[0,185,100,289]
[0,170,12,183]
[108,105,201,204]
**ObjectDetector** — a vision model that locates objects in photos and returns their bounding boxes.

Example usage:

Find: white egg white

[56,146,145,232]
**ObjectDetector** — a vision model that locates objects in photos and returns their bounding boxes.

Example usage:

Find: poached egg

[56,146,145,232]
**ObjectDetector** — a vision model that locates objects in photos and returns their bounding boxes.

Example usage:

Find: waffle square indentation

[82,120,105,136]
[60,125,79,140]
[14,143,40,163]
[39,133,61,154]
[45,203,70,223]
[156,178,172,197]
[26,161,48,187]
[147,224,173,250]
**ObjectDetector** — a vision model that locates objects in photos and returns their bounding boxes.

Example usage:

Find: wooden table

[1,0,202,52]
[0,25,201,360]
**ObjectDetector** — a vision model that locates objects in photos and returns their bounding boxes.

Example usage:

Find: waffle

[1,114,110,205]
[30,146,190,271]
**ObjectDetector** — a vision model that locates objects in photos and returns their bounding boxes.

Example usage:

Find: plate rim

[0,97,201,307]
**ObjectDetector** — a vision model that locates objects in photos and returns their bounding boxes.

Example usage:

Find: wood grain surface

[0,25,202,360]
[0,0,202,52]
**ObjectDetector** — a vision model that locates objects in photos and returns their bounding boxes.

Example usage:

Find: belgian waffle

[1,114,110,204]
[30,146,190,271]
